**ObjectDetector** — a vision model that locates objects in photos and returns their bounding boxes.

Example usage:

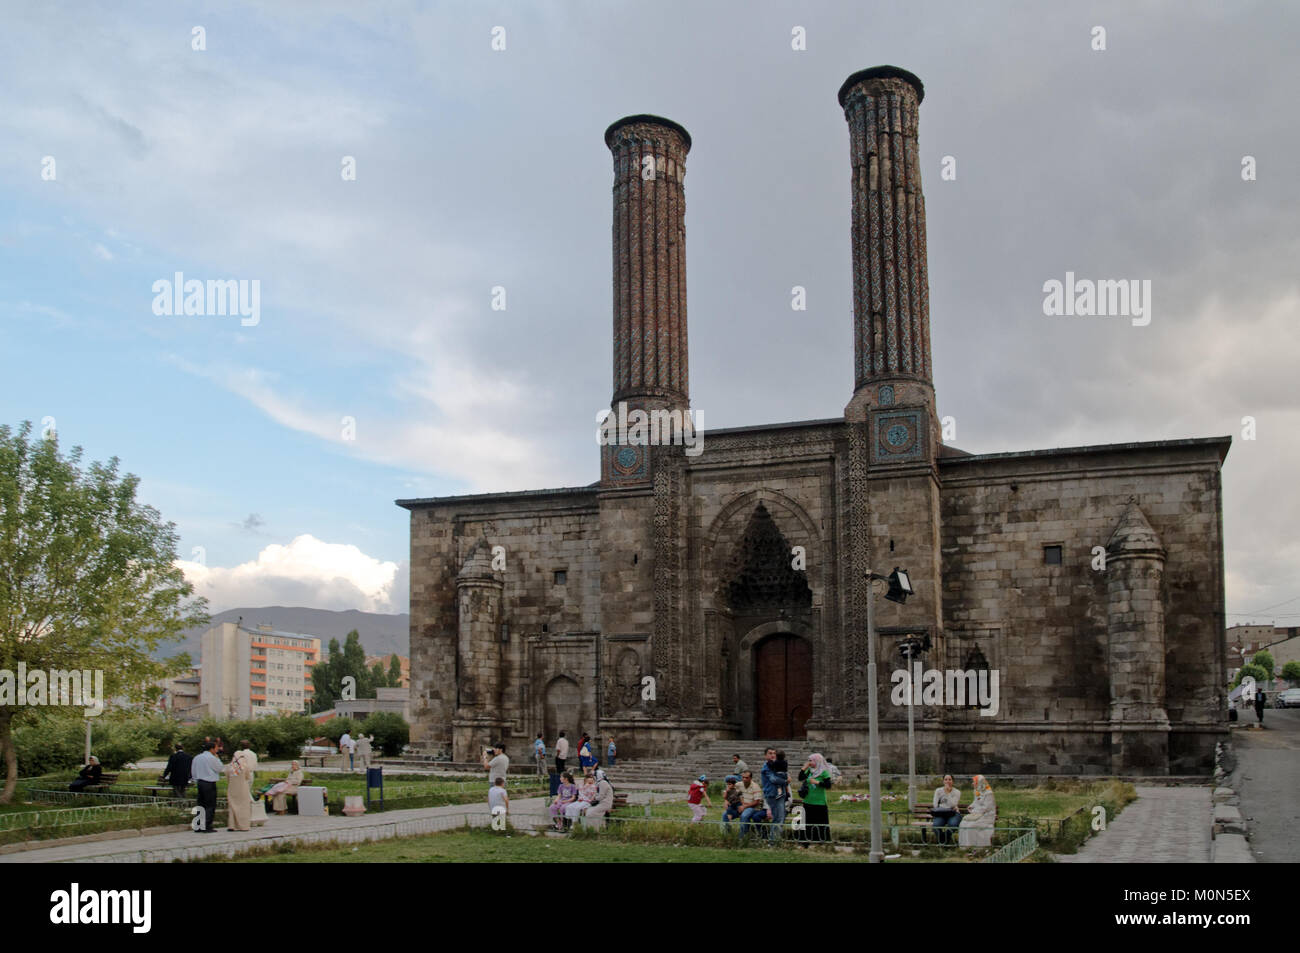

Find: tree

[370,661,388,689]
[387,654,402,687]
[361,711,409,756]
[1251,650,1276,680]
[1281,660,1300,684]
[1234,664,1268,689]
[310,630,377,711]
[0,423,206,802]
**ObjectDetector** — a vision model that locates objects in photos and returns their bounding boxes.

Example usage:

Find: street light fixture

[865,566,912,864]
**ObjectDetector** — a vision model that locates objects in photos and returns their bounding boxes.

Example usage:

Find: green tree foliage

[370,661,388,688]
[310,630,378,712]
[1281,660,1300,683]
[1251,650,1275,678]
[387,654,402,687]
[14,711,159,774]
[319,716,359,744]
[361,711,409,756]
[1234,663,1268,688]
[0,422,207,802]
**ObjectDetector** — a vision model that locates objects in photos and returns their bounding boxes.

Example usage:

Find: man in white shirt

[339,731,355,771]
[190,742,222,832]
[554,731,569,774]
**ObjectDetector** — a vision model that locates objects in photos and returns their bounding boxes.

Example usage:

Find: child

[488,776,509,819]
[720,775,743,830]
[687,774,712,822]
[606,736,617,767]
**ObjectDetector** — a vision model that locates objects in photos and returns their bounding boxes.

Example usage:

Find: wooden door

[755,635,812,738]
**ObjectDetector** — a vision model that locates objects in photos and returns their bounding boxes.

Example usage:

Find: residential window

[554,570,567,585]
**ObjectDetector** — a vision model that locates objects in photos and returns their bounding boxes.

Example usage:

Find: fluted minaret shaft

[839,67,931,393]
[606,115,691,408]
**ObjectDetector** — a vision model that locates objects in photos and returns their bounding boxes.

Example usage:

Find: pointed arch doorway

[754,634,812,738]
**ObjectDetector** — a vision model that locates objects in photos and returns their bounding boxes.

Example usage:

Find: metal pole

[866,569,883,863]
[907,648,916,811]
[84,720,91,763]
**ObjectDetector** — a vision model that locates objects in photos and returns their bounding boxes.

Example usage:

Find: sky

[2,1,1296,626]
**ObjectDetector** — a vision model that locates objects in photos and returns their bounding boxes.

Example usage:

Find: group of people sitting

[549,767,616,830]
[930,773,996,846]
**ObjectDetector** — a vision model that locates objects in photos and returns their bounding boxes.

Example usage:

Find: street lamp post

[897,634,930,812]
[865,566,913,864]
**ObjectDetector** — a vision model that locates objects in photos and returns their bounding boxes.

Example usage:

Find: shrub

[361,712,409,756]
[319,717,360,745]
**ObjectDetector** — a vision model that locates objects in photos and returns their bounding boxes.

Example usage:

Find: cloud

[178,534,404,613]
[92,243,113,261]
[238,513,266,533]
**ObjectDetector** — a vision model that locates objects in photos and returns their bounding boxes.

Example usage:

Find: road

[1228,705,1300,863]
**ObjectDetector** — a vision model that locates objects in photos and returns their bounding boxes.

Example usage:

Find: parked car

[1277,688,1300,708]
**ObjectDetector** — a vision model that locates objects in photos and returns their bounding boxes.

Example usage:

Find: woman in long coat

[957,774,996,847]
[267,761,305,814]
[225,751,252,831]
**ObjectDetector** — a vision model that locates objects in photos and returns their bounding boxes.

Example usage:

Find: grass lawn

[205,828,868,863]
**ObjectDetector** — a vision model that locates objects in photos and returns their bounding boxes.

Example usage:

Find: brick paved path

[1057,785,1211,863]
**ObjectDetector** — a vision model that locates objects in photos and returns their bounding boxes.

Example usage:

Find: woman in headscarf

[797,753,834,843]
[957,774,996,847]
[225,750,252,831]
[266,760,305,814]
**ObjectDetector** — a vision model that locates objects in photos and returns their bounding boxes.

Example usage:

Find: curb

[1210,741,1254,863]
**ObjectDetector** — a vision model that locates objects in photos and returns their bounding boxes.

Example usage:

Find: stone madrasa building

[398,66,1229,775]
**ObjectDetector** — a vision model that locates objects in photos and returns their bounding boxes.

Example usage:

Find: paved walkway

[1057,785,1211,863]
[0,796,556,863]
[1,789,682,863]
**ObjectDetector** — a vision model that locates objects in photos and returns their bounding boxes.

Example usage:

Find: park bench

[909,804,968,843]
[79,772,119,792]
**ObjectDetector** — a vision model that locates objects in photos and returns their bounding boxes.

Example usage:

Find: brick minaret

[839,66,934,427]
[604,115,691,412]
[838,68,943,759]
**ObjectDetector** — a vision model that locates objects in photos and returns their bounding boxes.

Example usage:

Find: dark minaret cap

[837,65,925,106]
[604,114,692,151]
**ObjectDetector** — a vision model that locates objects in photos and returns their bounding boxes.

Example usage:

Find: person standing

[483,742,509,787]
[1255,689,1266,724]
[760,747,789,842]
[797,753,833,843]
[687,774,712,823]
[235,739,258,790]
[554,730,569,774]
[606,736,617,768]
[488,776,510,824]
[191,742,222,833]
[356,733,373,772]
[162,743,192,798]
[225,749,253,831]
[533,732,546,776]
[578,734,595,770]
[338,730,355,771]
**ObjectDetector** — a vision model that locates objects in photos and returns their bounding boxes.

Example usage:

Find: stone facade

[398,67,1229,775]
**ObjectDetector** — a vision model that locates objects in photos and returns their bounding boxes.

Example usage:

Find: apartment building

[199,621,319,718]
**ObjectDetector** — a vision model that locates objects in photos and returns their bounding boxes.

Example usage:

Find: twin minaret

[604,67,936,444]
